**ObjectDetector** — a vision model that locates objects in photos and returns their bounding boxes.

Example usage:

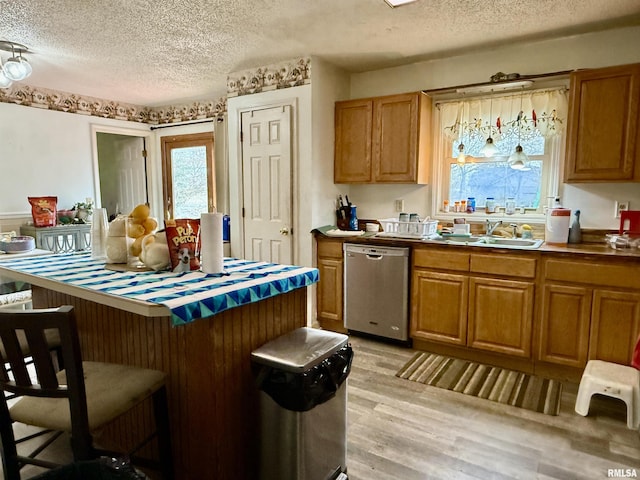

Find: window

[434,88,568,218]
[161,132,215,220]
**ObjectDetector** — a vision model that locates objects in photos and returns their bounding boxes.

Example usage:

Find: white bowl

[0,236,35,253]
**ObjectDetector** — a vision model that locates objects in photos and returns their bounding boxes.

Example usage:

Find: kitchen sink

[441,235,543,250]
[481,237,543,248]
[442,235,485,244]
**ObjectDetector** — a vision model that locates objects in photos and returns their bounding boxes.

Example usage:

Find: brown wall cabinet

[334,92,431,184]
[564,63,640,182]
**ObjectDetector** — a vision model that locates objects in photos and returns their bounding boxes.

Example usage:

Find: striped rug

[396,352,563,416]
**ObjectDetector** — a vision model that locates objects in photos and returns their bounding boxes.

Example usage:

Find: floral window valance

[441,88,569,143]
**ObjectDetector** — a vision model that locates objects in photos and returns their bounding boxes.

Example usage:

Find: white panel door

[241,106,292,263]
[114,136,146,214]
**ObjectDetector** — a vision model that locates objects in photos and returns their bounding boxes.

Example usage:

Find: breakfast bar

[0,253,319,480]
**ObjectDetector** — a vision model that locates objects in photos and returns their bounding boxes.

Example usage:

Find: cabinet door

[334,99,373,183]
[316,239,346,333]
[317,257,345,332]
[538,284,591,367]
[468,277,534,357]
[373,93,420,183]
[589,289,640,364]
[411,270,468,345]
[564,63,640,182]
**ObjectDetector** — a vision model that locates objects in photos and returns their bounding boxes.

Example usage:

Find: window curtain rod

[423,70,572,96]
[149,117,223,130]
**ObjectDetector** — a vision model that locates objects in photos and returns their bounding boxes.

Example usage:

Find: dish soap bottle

[568,209,582,244]
[349,205,358,231]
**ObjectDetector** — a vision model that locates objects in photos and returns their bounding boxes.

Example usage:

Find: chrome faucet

[485,220,502,235]
[510,223,519,238]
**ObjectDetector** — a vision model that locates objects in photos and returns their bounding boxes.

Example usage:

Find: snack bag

[164,219,201,272]
[28,196,57,227]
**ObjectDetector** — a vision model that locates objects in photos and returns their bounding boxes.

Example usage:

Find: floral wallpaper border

[0,85,227,125]
[227,57,311,97]
[0,56,312,123]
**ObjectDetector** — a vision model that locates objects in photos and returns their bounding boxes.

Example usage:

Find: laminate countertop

[0,252,319,325]
[315,229,640,259]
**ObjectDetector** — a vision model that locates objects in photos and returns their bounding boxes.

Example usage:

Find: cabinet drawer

[317,239,344,259]
[413,249,469,271]
[470,254,536,279]
[545,259,640,289]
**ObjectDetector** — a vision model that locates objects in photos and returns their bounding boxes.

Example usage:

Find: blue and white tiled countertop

[0,253,319,326]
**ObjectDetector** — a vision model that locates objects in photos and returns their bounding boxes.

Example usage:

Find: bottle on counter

[569,209,582,244]
[443,200,450,213]
[349,205,358,231]
[486,197,496,213]
[466,197,476,213]
[91,208,108,261]
[505,198,516,215]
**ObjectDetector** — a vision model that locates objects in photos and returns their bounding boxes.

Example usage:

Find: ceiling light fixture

[508,87,530,170]
[0,41,32,88]
[457,108,467,164]
[384,0,419,7]
[480,92,498,157]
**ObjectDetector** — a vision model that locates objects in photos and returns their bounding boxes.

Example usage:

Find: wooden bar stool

[0,306,174,480]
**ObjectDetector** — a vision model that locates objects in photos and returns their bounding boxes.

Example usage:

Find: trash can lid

[251,327,349,372]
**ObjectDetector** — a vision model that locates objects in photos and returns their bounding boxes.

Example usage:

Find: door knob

[279,227,289,236]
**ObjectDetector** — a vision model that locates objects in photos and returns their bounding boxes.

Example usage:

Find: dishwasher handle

[366,254,383,260]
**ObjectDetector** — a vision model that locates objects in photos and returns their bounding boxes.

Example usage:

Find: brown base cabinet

[590,289,640,364]
[316,238,347,333]
[411,248,535,358]
[539,257,640,368]
[412,269,468,345]
[316,235,640,380]
[468,277,534,358]
[539,284,591,367]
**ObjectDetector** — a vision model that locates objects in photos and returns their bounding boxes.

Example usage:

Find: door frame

[90,124,154,213]
[230,97,299,262]
[160,131,216,220]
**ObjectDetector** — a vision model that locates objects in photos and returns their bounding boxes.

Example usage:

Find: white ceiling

[1,0,640,107]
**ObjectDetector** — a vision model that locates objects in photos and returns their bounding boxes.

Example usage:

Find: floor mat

[396,351,563,415]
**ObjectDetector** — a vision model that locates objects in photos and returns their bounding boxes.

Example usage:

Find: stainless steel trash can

[251,327,352,480]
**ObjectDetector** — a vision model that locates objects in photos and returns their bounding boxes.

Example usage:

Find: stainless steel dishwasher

[343,243,409,341]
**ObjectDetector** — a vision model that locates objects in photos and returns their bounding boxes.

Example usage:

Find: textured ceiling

[1,0,640,107]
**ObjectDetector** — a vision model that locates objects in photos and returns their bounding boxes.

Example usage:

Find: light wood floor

[3,335,639,479]
[346,335,640,480]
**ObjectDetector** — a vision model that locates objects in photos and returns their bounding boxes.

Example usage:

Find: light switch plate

[395,199,404,212]
[615,200,630,218]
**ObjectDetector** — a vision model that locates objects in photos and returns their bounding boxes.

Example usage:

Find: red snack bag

[164,219,201,272]
[28,196,57,227]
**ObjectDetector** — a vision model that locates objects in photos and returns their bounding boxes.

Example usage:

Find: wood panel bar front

[31,285,307,480]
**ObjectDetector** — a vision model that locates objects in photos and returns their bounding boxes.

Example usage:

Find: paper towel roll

[200,212,224,274]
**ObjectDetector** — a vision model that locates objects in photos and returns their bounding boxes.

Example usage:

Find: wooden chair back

[0,306,94,477]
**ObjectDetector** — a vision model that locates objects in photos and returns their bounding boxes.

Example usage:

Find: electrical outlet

[615,200,630,218]
[395,199,404,212]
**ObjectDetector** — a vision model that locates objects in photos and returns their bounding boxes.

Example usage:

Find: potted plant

[72,200,94,223]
